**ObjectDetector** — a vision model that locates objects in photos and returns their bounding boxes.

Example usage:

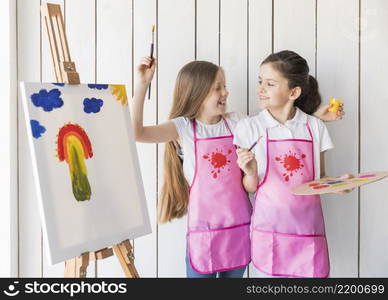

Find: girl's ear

[289,86,302,101]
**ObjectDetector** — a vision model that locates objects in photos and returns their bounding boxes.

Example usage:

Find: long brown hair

[261,50,321,114]
[158,61,221,223]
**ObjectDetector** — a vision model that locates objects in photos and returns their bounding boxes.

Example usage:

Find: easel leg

[112,240,139,278]
[64,258,76,277]
[64,253,89,278]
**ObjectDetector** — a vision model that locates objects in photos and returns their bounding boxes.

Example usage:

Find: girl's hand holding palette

[292,171,388,195]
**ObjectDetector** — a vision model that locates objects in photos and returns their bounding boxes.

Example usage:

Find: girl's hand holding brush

[137,56,156,85]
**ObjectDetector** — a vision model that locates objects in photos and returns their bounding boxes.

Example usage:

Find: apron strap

[192,118,198,141]
[305,122,313,140]
[223,118,233,136]
[256,128,269,191]
[192,119,198,190]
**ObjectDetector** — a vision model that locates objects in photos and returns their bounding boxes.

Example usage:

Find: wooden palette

[292,171,388,195]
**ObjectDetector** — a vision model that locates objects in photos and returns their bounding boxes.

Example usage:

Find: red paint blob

[275,151,306,182]
[283,155,301,172]
[203,148,233,179]
[210,152,228,168]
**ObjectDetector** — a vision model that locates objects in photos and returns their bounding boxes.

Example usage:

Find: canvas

[20,82,151,265]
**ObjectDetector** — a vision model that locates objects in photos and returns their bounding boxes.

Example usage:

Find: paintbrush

[148,25,155,100]
[248,136,263,152]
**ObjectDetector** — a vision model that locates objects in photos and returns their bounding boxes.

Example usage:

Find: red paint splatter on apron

[275,151,306,182]
[203,147,232,179]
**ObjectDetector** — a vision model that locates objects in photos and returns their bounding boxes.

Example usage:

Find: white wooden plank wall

[317,0,359,277]
[0,0,17,277]
[157,0,195,277]
[131,0,159,278]
[15,0,388,277]
[17,0,42,277]
[360,0,388,277]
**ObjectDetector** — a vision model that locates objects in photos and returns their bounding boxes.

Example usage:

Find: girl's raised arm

[131,57,179,143]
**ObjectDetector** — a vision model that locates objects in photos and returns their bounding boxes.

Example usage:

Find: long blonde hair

[158,61,220,223]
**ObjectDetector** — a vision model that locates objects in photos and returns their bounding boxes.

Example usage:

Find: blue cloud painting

[30,120,46,139]
[83,98,104,113]
[52,83,65,86]
[87,84,108,90]
[30,88,64,112]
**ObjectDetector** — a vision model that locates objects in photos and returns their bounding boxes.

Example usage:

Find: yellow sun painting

[110,84,128,105]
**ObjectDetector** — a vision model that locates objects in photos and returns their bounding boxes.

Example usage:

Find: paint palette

[292,171,388,195]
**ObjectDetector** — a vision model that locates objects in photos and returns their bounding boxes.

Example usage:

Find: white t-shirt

[233,108,334,181]
[172,112,246,185]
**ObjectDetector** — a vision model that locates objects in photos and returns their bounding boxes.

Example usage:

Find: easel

[41,3,139,278]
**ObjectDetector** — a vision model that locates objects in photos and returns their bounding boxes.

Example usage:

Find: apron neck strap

[305,122,313,140]
[223,118,233,135]
[192,118,198,141]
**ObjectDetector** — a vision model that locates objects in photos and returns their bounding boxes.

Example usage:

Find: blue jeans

[252,267,289,278]
[185,247,246,278]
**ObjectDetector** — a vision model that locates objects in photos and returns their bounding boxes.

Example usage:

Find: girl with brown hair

[235,50,352,278]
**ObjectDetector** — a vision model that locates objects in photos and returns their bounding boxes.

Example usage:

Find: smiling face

[200,70,229,118]
[256,63,301,110]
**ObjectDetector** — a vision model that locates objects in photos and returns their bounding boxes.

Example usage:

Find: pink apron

[187,118,252,274]
[251,123,330,278]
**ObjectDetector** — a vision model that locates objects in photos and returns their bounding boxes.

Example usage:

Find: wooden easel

[41,3,139,278]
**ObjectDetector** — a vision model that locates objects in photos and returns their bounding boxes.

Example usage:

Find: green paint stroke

[68,138,91,201]
[331,182,349,188]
